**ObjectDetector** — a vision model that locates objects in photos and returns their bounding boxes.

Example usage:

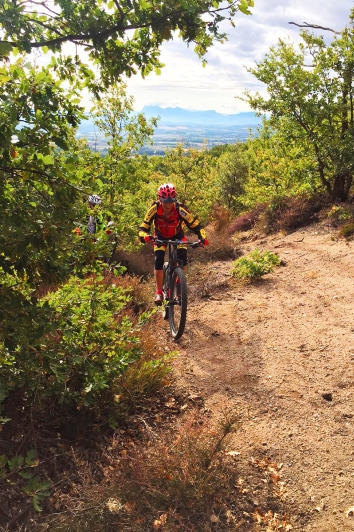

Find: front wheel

[169,267,187,340]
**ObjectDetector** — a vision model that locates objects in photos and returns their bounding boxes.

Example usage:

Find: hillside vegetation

[2,3,354,530]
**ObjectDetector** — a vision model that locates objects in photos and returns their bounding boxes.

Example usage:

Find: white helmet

[88,194,101,205]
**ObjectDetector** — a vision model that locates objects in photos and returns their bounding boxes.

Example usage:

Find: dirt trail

[163,224,354,531]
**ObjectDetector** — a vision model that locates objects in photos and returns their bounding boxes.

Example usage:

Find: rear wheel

[169,267,187,339]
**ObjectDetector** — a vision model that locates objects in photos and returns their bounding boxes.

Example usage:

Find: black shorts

[154,231,187,270]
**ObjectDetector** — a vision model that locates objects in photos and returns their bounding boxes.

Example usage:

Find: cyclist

[138,183,208,304]
[86,194,106,235]
[73,194,106,236]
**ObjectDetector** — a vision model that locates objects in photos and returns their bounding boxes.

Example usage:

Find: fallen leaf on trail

[123,501,136,513]
[252,509,293,530]
[106,498,122,513]
[270,471,281,484]
[153,513,168,529]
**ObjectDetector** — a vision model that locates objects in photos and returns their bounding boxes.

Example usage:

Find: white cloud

[124,0,353,114]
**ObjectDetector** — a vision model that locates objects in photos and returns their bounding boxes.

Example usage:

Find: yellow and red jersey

[138,201,206,241]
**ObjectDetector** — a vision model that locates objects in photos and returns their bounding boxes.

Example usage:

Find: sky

[123,0,354,114]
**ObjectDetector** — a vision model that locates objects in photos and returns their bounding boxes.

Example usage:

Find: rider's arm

[138,202,158,243]
[178,205,207,241]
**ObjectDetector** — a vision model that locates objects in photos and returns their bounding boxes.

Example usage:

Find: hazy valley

[76,106,263,153]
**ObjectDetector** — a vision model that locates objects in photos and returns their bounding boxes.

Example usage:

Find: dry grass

[228,203,269,235]
[113,245,155,278]
[42,404,293,532]
[339,221,354,240]
[191,205,241,264]
[113,326,175,412]
[262,193,329,234]
[103,268,154,313]
[226,194,332,238]
[44,408,243,532]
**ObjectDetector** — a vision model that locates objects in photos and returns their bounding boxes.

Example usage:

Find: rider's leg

[154,269,164,292]
[154,249,165,304]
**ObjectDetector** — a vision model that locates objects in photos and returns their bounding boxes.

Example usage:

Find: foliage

[0,271,158,424]
[71,83,159,245]
[244,120,321,207]
[90,84,158,201]
[0,60,84,278]
[0,0,254,89]
[243,10,354,201]
[326,205,354,222]
[38,273,142,407]
[0,449,52,512]
[213,141,250,214]
[157,143,218,222]
[230,248,281,281]
[0,59,92,355]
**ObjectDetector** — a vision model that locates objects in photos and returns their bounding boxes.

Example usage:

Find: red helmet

[157,183,177,203]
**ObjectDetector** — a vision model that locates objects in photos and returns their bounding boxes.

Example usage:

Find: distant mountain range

[140,106,262,126]
[76,105,264,152]
[77,106,263,133]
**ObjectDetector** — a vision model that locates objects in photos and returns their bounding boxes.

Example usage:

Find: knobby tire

[169,267,187,340]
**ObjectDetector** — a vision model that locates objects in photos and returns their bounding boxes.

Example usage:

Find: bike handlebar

[152,238,205,248]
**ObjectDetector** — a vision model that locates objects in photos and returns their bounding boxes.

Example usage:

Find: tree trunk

[331,172,352,201]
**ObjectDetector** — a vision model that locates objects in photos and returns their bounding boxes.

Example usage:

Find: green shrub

[230,249,281,281]
[0,270,158,422]
[0,449,52,512]
[327,205,353,222]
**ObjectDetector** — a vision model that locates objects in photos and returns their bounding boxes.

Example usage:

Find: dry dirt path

[160,224,354,532]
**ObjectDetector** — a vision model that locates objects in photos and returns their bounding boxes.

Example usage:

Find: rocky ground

[160,223,354,532]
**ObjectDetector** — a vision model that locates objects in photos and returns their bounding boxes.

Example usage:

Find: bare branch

[289,21,341,35]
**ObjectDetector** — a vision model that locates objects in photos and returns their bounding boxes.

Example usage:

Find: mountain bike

[154,238,203,340]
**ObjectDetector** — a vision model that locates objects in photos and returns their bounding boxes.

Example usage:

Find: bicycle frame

[156,237,199,278]
[154,238,201,339]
